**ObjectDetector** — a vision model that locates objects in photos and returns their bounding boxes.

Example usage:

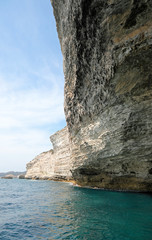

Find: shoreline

[24,177,152,193]
[1,177,152,193]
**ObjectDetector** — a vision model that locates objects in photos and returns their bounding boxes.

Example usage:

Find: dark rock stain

[124,0,147,28]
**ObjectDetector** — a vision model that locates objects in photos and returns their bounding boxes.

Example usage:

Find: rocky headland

[25,127,72,181]
[26,0,152,191]
[0,171,26,179]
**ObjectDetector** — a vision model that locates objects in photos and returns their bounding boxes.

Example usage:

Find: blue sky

[0,0,66,172]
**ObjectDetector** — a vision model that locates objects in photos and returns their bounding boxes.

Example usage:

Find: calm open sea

[0,179,152,240]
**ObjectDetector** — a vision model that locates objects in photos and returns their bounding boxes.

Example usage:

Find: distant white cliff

[25,127,72,180]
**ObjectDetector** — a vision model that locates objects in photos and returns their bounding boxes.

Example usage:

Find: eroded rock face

[25,127,72,180]
[51,0,152,191]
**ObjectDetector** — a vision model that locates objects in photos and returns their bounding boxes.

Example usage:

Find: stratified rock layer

[25,127,72,180]
[51,0,152,191]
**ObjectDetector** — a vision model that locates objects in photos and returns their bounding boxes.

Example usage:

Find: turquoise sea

[0,179,152,240]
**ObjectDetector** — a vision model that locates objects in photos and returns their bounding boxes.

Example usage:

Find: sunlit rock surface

[50,0,152,191]
[25,127,72,180]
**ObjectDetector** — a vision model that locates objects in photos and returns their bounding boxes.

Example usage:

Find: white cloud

[0,0,66,172]
[0,69,65,127]
[0,128,51,172]
[0,68,66,172]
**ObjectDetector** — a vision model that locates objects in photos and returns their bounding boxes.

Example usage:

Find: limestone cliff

[25,127,72,180]
[51,0,152,191]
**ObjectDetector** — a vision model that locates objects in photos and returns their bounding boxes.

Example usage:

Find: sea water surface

[0,179,152,240]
